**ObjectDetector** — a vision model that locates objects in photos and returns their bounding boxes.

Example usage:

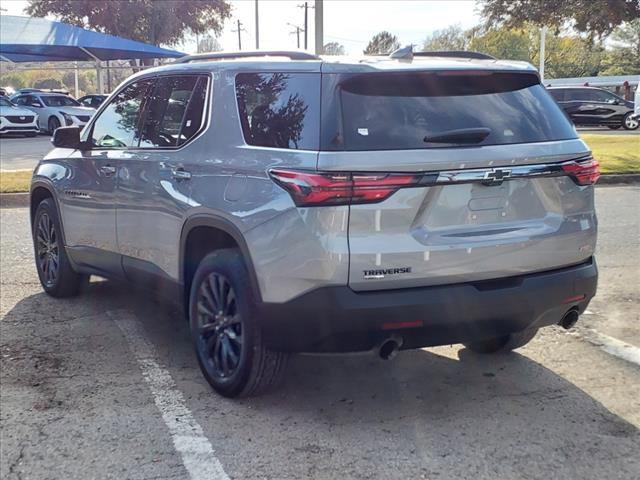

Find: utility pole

[539,26,547,82]
[288,23,304,49]
[314,0,323,55]
[297,2,312,50]
[232,19,245,50]
[255,0,259,49]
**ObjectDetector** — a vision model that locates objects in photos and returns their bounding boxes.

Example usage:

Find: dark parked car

[77,94,108,109]
[548,86,638,130]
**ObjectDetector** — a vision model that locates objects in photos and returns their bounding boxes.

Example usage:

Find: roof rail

[175,50,321,64]
[414,51,496,60]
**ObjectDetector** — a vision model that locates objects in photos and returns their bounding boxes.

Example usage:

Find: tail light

[269,169,420,207]
[561,158,600,185]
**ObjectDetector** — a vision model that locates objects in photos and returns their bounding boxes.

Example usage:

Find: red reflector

[561,158,600,185]
[269,169,420,207]
[381,320,424,331]
[562,294,586,304]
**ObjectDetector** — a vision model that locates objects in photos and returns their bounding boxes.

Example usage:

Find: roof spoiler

[175,50,321,64]
[389,46,495,61]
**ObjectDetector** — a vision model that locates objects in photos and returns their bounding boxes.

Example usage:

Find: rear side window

[235,72,320,150]
[138,75,209,148]
[548,89,565,101]
[321,71,577,151]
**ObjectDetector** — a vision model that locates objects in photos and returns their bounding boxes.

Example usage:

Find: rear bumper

[259,259,597,353]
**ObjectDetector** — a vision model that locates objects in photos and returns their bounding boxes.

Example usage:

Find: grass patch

[580,134,640,174]
[0,170,31,193]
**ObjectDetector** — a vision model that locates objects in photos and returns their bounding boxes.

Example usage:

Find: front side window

[41,95,80,107]
[235,72,320,150]
[90,80,153,148]
[138,75,208,148]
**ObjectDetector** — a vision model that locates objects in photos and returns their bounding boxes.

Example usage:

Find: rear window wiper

[424,127,491,144]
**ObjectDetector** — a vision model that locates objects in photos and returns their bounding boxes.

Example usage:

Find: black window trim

[83,72,212,152]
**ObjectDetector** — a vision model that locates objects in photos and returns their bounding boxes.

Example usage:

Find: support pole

[255,0,259,49]
[314,0,323,54]
[74,61,79,98]
[539,26,547,82]
[303,2,308,50]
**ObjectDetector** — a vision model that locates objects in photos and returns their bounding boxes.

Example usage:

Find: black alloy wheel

[195,273,244,379]
[35,212,59,288]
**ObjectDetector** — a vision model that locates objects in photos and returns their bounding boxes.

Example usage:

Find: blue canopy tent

[0,15,184,92]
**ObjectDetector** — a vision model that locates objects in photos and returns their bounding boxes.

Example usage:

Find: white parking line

[570,327,640,366]
[108,310,230,480]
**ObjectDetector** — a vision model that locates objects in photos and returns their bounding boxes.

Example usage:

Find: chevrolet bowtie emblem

[482,168,512,186]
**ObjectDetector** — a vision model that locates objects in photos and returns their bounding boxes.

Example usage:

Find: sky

[0,0,482,54]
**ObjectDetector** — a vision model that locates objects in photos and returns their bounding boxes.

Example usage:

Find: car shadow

[3,280,639,479]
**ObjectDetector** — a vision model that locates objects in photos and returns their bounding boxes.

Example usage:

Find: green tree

[421,25,469,51]
[480,0,640,38]
[600,19,640,75]
[197,35,222,54]
[323,42,346,55]
[26,0,231,46]
[363,31,400,55]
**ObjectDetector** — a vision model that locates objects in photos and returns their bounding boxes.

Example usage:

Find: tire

[189,249,288,398]
[607,125,622,130]
[463,328,539,354]
[623,112,639,130]
[48,116,61,134]
[32,198,88,297]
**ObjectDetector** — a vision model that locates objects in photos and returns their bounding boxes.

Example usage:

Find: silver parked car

[12,92,95,133]
[30,50,599,398]
[0,96,39,136]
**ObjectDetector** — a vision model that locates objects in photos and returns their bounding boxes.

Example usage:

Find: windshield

[41,95,80,107]
[0,97,14,107]
[321,71,578,150]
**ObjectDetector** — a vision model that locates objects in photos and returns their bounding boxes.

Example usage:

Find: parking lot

[1,182,639,478]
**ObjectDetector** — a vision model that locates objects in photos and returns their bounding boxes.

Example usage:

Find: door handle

[100,165,116,177]
[172,167,192,181]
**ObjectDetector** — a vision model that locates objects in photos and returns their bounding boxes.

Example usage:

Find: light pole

[255,0,259,49]
[314,0,323,54]
[539,26,547,82]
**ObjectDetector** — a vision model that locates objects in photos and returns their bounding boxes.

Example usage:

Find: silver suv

[30,50,599,398]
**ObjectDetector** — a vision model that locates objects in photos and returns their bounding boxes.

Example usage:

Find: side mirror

[52,126,85,149]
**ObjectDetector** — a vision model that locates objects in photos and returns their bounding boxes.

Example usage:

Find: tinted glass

[0,97,13,107]
[13,96,28,106]
[566,89,589,101]
[548,89,565,101]
[322,72,577,151]
[588,89,616,103]
[90,80,152,148]
[235,72,320,150]
[138,75,207,148]
[41,95,80,107]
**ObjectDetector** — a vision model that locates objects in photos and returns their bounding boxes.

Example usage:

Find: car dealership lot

[1,187,639,480]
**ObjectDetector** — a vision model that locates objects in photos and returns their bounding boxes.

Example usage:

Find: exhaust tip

[559,309,580,330]
[378,336,403,360]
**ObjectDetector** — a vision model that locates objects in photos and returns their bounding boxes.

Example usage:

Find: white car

[12,92,95,133]
[0,96,39,136]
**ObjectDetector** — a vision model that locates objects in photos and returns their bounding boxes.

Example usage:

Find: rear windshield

[41,95,80,107]
[321,71,577,151]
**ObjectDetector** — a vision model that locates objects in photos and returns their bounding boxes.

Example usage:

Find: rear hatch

[317,68,598,291]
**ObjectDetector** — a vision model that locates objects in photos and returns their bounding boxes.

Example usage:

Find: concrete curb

[1,174,637,209]
[0,193,29,209]
[597,174,640,185]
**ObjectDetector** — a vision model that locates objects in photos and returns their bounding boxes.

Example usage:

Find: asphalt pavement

[1,187,639,479]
